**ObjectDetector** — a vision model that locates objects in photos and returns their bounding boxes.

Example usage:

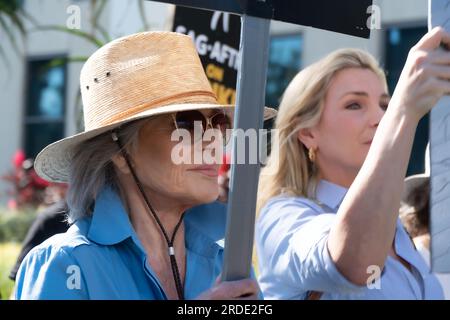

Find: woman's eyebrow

[339,91,369,100]
[339,92,391,100]
[339,91,369,99]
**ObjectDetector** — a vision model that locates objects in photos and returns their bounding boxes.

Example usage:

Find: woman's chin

[180,174,220,204]
[200,191,220,204]
[187,186,220,204]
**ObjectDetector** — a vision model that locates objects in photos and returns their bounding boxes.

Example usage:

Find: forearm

[328,107,418,285]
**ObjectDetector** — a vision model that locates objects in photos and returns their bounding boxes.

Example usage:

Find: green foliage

[0,242,21,299]
[37,25,106,47]
[0,209,36,243]
[0,0,26,63]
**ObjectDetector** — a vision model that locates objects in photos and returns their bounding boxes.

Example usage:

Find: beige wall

[0,0,100,202]
[0,19,24,204]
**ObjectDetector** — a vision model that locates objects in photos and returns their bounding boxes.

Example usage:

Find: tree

[0,0,28,64]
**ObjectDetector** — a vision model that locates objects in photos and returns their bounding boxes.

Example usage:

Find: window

[263,34,302,154]
[385,26,428,176]
[265,34,302,109]
[24,57,67,159]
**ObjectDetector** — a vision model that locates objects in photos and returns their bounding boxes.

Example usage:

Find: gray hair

[66,118,150,223]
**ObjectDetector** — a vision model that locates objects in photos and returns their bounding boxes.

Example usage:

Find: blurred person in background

[400,144,450,299]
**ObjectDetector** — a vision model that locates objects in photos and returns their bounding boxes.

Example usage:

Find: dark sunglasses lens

[211,112,232,144]
[175,111,205,131]
[211,113,232,132]
[175,110,232,145]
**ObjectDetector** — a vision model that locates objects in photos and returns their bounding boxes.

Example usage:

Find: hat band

[87,90,218,130]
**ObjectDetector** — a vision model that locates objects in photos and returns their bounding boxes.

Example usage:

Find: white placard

[429,0,450,273]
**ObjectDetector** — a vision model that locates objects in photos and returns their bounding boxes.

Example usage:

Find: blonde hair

[257,48,387,214]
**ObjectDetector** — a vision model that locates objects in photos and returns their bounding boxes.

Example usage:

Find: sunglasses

[171,110,232,146]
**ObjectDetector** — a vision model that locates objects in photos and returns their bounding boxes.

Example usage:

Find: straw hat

[34,31,277,183]
[402,143,430,205]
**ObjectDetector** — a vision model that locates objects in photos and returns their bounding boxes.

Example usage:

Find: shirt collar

[183,201,227,258]
[87,186,136,246]
[315,179,348,211]
[394,219,430,276]
[87,186,225,258]
[184,220,223,258]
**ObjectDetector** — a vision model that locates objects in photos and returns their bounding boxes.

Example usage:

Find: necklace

[112,131,185,299]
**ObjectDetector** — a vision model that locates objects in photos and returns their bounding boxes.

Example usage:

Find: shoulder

[258,195,324,228]
[14,218,104,299]
[256,194,338,254]
[262,195,322,210]
[17,217,103,278]
[33,218,93,254]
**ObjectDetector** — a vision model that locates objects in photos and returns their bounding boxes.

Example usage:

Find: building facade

[0,0,429,204]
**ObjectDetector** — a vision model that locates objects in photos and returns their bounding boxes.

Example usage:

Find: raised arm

[328,27,450,285]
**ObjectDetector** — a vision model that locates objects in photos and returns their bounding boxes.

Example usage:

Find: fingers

[391,28,450,120]
[415,27,450,51]
[197,278,259,300]
[217,168,230,202]
[234,294,259,300]
[426,77,450,96]
[218,174,228,187]
[214,274,222,285]
[409,50,450,93]
[218,188,228,203]
[217,279,259,299]
[217,174,229,202]
[424,64,450,81]
[428,49,450,65]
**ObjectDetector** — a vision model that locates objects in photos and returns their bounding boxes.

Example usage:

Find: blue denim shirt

[15,186,229,299]
[256,180,444,300]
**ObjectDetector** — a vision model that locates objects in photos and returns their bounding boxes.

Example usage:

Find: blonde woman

[256,28,450,299]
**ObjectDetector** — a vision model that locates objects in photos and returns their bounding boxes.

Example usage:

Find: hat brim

[401,173,429,205]
[35,103,277,183]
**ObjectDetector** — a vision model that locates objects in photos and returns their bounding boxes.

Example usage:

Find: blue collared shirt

[15,186,229,300]
[256,180,444,300]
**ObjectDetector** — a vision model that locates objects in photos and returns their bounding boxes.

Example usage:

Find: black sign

[156,0,373,38]
[173,6,241,104]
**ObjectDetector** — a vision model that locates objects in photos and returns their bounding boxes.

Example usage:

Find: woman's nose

[369,104,385,127]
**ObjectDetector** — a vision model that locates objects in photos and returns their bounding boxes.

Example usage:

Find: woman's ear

[111,154,131,175]
[297,128,317,150]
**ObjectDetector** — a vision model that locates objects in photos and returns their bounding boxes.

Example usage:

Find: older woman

[256,27,450,299]
[14,31,274,300]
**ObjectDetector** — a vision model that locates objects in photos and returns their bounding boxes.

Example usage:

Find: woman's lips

[188,166,219,177]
